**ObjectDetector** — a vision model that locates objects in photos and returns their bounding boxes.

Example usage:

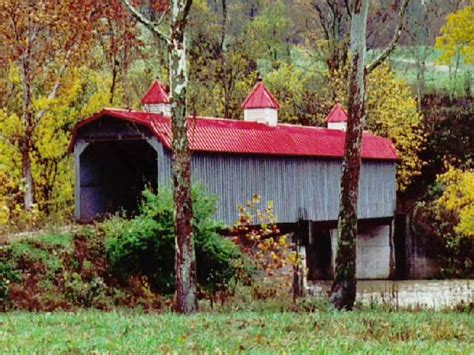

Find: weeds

[0,310,472,353]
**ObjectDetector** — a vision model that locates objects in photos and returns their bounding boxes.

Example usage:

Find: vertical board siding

[75,119,396,225]
[156,148,396,225]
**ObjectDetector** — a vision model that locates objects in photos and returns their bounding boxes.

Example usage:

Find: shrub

[0,233,73,310]
[0,260,20,308]
[1,228,172,311]
[435,166,474,277]
[103,188,250,295]
[412,167,474,278]
[229,194,303,300]
[63,271,107,308]
[230,194,298,274]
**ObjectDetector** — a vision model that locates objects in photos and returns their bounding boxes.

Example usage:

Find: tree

[437,166,474,239]
[435,2,474,65]
[295,0,413,77]
[0,172,13,227]
[0,66,111,226]
[94,0,143,105]
[365,63,424,191]
[436,165,474,277]
[0,0,99,211]
[417,94,474,194]
[330,0,410,310]
[295,0,351,74]
[186,0,257,120]
[435,1,473,97]
[264,63,333,126]
[245,0,293,67]
[120,0,198,314]
[404,1,439,106]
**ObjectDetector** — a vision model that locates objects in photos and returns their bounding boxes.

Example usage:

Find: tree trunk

[110,59,118,105]
[19,55,34,211]
[324,0,350,75]
[20,144,34,210]
[170,7,198,314]
[330,0,369,311]
[464,70,472,98]
[119,0,196,315]
[416,59,425,111]
[292,228,304,302]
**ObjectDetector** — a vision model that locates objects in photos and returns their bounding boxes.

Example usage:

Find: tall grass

[1,310,472,353]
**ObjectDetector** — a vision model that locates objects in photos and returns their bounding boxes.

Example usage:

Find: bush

[103,188,250,295]
[1,228,172,311]
[412,168,474,278]
[435,166,474,277]
[0,260,20,308]
[0,232,74,310]
[63,271,107,308]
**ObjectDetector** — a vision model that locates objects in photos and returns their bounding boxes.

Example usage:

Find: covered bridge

[70,81,398,280]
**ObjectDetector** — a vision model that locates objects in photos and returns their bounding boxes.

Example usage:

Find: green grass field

[1,310,472,353]
[290,45,473,96]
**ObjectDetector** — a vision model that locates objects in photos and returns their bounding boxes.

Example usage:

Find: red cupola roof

[141,80,170,104]
[241,82,280,109]
[325,104,348,123]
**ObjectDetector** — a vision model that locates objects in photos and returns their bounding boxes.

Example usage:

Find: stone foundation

[329,224,393,279]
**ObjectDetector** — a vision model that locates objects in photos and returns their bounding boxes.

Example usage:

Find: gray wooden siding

[158,150,396,224]
[74,119,396,224]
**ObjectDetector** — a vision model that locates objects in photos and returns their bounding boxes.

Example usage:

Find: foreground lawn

[1,310,473,353]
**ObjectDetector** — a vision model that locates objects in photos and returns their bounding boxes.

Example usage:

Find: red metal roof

[241,82,280,109]
[70,109,398,161]
[325,104,348,123]
[140,80,170,104]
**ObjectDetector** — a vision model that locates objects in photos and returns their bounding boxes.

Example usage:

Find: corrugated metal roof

[325,104,348,123]
[241,82,280,109]
[140,80,170,104]
[70,109,398,161]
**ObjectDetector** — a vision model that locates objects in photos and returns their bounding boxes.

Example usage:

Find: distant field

[382,47,472,94]
[1,310,472,353]
[291,46,473,95]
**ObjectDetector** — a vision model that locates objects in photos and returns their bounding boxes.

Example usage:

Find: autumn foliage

[437,165,474,239]
[229,194,304,301]
[0,0,471,292]
[230,194,300,274]
[435,2,474,65]
[0,0,449,228]
[0,0,139,229]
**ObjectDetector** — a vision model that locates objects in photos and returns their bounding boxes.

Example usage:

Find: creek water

[307,280,473,310]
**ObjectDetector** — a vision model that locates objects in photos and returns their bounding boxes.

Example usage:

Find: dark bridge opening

[305,222,333,280]
[79,139,157,220]
[293,221,334,281]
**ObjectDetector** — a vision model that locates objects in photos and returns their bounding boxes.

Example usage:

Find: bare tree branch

[220,0,227,51]
[32,49,72,128]
[155,5,170,28]
[177,0,193,30]
[119,0,170,44]
[366,0,411,74]
[312,3,330,41]
[0,133,16,149]
[344,0,351,18]
[326,0,337,16]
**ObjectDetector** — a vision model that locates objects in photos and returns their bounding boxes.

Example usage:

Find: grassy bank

[1,310,472,353]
